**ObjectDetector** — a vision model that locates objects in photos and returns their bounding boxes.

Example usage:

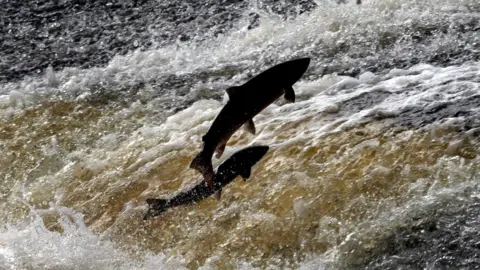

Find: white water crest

[0,0,478,107]
[0,203,188,270]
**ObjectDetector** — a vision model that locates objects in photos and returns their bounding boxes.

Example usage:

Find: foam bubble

[293,197,312,218]
[0,95,10,108]
[45,65,60,88]
[359,71,380,84]
[9,90,25,108]
[326,77,360,94]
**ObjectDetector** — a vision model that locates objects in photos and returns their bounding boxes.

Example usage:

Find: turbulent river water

[1,0,480,269]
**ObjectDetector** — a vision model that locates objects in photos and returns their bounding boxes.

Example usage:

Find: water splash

[0,201,188,270]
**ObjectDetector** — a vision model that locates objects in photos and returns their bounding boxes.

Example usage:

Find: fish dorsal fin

[226,86,241,100]
[240,168,251,180]
[213,189,222,200]
[284,85,295,103]
[243,119,256,134]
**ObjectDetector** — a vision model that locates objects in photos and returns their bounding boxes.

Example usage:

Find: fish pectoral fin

[205,169,216,190]
[226,86,241,100]
[240,168,251,180]
[284,85,295,103]
[215,144,226,159]
[190,152,203,170]
[213,189,222,200]
[243,119,256,134]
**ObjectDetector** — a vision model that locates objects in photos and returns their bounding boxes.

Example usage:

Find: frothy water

[1,0,480,269]
[2,0,479,106]
[0,202,188,269]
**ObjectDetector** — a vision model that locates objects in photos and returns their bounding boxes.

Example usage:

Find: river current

[1,0,479,269]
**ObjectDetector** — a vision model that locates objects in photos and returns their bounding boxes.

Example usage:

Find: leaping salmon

[190,58,310,189]
[144,145,269,220]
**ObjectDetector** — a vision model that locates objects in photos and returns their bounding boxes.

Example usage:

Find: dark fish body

[190,58,310,188]
[242,57,311,91]
[145,145,269,220]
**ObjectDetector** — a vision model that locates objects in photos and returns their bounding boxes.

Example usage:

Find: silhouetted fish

[190,58,310,189]
[145,145,269,220]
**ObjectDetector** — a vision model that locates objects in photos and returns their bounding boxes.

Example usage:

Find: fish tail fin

[144,199,168,220]
[190,151,215,190]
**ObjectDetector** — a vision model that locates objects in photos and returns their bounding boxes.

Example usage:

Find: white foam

[0,95,10,108]
[1,0,476,109]
[370,165,392,177]
[387,68,411,77]
[0,204,188,270]
[8,90,25,108]
[358,71,380,84]
[95,133,123,151]
[352,138,380,152]
[41,136,60,157]
[294,75,344,97]
[45,65,60,88]
[293,197,312,218]
[445,137,467,156]
[325,77,360,95]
